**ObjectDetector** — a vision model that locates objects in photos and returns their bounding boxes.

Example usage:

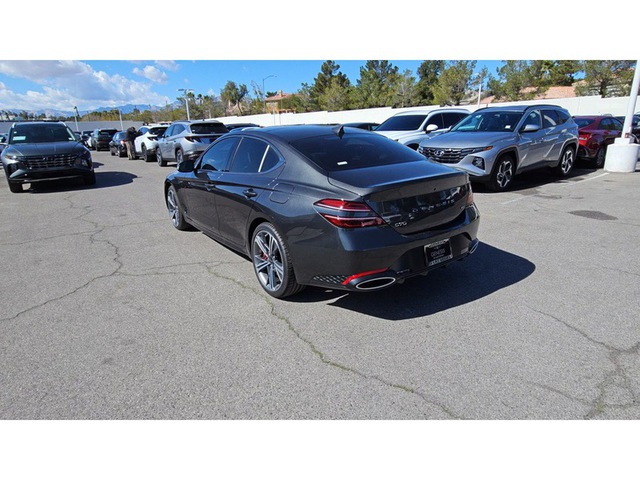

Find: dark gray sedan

[165,125,480,298]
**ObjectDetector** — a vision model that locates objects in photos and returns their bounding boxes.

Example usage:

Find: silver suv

[417,104,579,191]
[156,120,229,167]
[375,108,469,150]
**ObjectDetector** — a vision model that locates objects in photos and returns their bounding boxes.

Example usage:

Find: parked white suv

[134,123,170,162]
[375,108,469,150]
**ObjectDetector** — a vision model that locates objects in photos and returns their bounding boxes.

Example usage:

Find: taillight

[578,132,591,142]
[184,136,200,143]
[314,199,385,228]
[148,135,157,140]
[467,184,473,207]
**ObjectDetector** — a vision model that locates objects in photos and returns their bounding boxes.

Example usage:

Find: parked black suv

[90,128,118,151]
[1,121,95,193]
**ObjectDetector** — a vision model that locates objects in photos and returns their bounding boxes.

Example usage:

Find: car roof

[230,124,372,144]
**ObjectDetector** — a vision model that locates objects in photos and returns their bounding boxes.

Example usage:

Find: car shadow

[24,171,138,193]
[471,166,597,194]
[287,242,535,320]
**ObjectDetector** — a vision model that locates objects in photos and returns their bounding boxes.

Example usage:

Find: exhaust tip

[354,277,397,291]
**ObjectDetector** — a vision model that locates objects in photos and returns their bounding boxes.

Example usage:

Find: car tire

[166,185,190,230]
[553,145,576,177]
[142,145,152,162]
[7,180,23,193]
[251,222,305,299]
[488,155,515,192]
[157,148,166,167]
[176,148,184,167]
[83,172,96,186]
[593,146,606,169]
[110,148,115,156]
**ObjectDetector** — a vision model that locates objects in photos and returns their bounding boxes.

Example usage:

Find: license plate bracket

[424,239,453,267]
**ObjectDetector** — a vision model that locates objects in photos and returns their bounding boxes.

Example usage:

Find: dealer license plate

[424,239,453,267]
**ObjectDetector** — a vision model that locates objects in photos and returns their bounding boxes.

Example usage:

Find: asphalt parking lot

[1,151,639,420]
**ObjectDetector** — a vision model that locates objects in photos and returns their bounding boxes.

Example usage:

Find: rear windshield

[574,118,596,128]
[9,124,77,144]
[376,114,427,131]
[149,127,167,135]
[99,129,118,135]
[190,123,229,135]
[289,133,423,171]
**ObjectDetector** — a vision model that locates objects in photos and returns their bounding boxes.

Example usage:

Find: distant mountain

[2,103,168,118]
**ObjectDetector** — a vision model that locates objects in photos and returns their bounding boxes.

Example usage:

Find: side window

[199,137,240,171]
[442,112,464,128]
[164,125,174,137]
[600,118,613,130]
[542,110,560,128]
[523,111,542,130]
[172,124,185,136]
[611,118,624,131]
[557,110,570,124]
[139,127,148,135]
[425,113,444,130]
[259,146,283,172]
[229,138,269,174]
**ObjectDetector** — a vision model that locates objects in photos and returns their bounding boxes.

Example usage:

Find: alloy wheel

[561,148,574,174]
[167,188,180,228]
[252,230,285,292]
[496,159,513,189]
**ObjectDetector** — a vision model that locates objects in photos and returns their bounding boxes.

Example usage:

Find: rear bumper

[291,204,480,291]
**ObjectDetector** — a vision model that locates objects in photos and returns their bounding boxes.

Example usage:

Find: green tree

[575,60,636,98]
[415,60,444,106]
[487,61,539,101]
[391,69,419,108]
[529,60,582,87]
[309,61,351,111]
[318,77,353,111]
[220,81,249,115]
[432,60,476,106]
[354,60,399,108]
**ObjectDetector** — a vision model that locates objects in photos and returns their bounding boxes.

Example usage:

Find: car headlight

[468,146,493,154]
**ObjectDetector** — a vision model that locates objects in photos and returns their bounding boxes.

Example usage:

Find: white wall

[211,95,640,127]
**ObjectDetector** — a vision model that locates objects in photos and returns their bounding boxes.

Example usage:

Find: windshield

[376,115,428,132]
[98,129,118,136]
[9,124,77,144]
[190,123,229,134]
[452,110,524,133]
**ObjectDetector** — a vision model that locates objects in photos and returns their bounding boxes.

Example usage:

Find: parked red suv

[573,115,626,168]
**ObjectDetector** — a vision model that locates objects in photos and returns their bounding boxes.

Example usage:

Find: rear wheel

[593,146,606,169]
[488,155,515,192]
[176,148,184,167]
[166,185,190,230]
[251,223,305,299]
[142,145,153,162]
[553,146,575,177]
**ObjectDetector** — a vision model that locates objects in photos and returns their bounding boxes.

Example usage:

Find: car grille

[418,146,475,164]
[23,154,77,169]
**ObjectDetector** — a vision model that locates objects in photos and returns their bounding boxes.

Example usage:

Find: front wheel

[157,148,166,167]
[553,146,575,177]
[166,185,190,230]
[251,223,305,299]
[488,155,515,192]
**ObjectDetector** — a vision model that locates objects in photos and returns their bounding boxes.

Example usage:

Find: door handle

[243,189,258,198]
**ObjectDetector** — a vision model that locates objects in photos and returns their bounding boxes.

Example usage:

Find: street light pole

[262,75,276,113]
[118,109,124,130]
[73,106,79,131]
[178,88,193,121]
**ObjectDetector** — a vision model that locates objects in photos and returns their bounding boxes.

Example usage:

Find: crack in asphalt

[527,305,640,419]
[203,264,464,419]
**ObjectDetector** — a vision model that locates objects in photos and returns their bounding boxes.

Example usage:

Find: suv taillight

[578,132,591,142]
[314,199,385,228]
[184,136,200,143]
[466,184,475,206]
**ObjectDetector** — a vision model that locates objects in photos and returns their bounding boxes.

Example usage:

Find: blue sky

[0,60,503,113]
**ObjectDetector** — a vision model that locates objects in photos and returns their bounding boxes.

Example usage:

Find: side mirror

[521,124,540,133]
[178,159,195,172]
[425,124,439,133]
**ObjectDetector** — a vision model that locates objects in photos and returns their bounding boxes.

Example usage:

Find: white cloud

[133,65,169,83]
[155,60,180,71]
[0,60,170,111]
